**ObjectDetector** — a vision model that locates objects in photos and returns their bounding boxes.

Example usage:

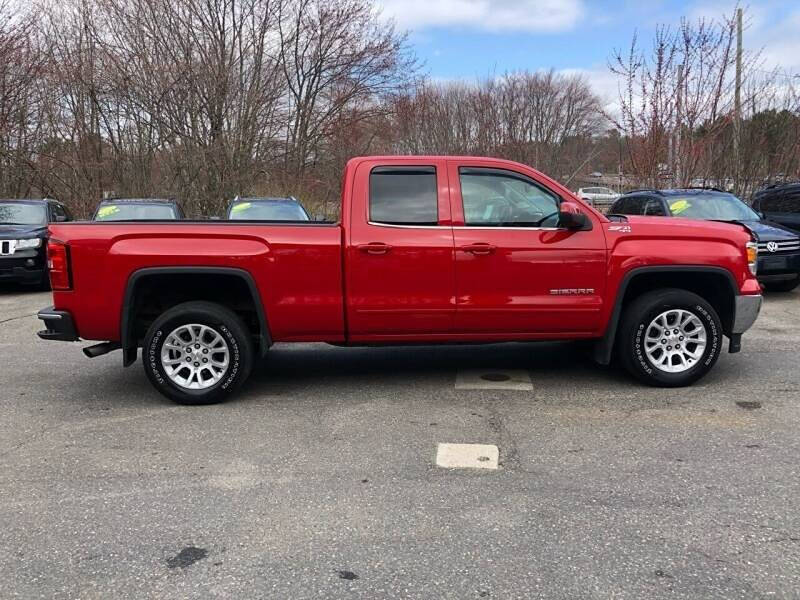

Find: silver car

[576,186,620,211]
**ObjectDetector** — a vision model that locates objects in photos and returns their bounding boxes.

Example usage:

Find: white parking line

[455,369,533,390]
[436,443,499,469]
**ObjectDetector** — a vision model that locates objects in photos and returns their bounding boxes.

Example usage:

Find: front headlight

[15,238,42,249]
[746,241,758,275]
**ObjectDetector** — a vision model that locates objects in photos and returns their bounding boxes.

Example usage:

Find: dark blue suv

[0,198,73,288]
[609,188,800,292]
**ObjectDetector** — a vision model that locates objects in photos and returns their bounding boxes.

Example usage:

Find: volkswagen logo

[766,241,779,253]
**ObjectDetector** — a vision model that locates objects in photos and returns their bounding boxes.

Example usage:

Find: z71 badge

[608,224,631,233]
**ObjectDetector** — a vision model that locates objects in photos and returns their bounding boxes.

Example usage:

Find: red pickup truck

[37,156,763,404]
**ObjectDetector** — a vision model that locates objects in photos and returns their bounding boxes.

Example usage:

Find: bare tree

[388,71,602,179]
[0,1,47,198]
[609,7,784,194]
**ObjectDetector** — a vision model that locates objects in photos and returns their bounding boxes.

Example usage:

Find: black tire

[617,288,723,387]
[143,301,253,405]
[762,276,800,293]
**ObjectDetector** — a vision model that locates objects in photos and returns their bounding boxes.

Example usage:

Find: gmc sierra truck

[37,156,763,404]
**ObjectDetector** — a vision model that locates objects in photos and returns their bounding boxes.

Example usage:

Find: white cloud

[755,11,800,73]
[557,66,622,119]
[377,0,585,33]
[688,2,800,73]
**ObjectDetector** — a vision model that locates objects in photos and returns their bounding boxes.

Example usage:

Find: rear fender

[120,266,271,366]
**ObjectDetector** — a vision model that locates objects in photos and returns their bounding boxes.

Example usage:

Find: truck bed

[49,221,345,343]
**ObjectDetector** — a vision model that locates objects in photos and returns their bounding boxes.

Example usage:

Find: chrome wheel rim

[643,309,707,374]
[161,324,230,390]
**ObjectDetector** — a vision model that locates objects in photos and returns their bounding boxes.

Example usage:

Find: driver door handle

[460,243,496,255]
[357,242,393,255]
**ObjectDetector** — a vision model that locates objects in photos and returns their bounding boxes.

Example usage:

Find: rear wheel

[762,276,800,292]
[618,288,723,387]
[143,301,253,404]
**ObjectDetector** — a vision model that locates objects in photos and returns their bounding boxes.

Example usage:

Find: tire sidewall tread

[143,301,253,405]
[619,289,723,387]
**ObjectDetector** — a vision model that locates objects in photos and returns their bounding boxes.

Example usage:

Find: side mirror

[558,202,589,230]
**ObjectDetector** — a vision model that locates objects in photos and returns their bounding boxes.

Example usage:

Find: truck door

[346,159,455,338]
[449,161,607,335]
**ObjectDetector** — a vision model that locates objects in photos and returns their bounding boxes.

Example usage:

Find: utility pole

[676,63,683,187]
[734,7,742,191]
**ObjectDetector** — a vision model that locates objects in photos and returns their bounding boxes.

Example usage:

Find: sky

[376,0,800,104]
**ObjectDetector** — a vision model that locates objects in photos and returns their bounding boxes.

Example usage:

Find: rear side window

[369,167,438,225]
[613,196,644,215]
[643,198,666,216]
[52,204,68,221]
[760,191,800,213]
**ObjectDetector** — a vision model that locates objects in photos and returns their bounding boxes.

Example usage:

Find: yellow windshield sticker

[231,202,251,213]
[97,205,120,218]
[670,199,690,215]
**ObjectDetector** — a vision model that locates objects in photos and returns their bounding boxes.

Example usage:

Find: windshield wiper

[709,218,745,224]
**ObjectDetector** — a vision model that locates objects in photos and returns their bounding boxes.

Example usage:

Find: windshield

[95,203,178,221]
[0,202,47,225]
[228,201,309,221]
[667,193,759,221]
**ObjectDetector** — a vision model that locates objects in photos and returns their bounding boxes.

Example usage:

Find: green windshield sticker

[97,205,120,218]
[670,199,691,215]
[231,202,251,213]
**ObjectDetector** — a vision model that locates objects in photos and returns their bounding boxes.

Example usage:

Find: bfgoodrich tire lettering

[143,301,253,404]
[618,288,723,387]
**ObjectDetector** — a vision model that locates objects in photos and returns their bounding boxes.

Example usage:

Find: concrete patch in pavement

[436,443,499,469]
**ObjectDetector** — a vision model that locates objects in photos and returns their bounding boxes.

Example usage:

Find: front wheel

[143,301,254,404]
[617,289,723,387]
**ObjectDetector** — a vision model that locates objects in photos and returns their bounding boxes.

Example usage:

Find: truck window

[762,191,800,214]
[643,198,666,216]
[616,196,645,215]
[459,168,559,227]
[369,167,438,225]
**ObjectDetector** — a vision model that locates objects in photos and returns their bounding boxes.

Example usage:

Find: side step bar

[83,342,121,358]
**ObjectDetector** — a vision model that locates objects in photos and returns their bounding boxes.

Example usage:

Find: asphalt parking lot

[1,286,799,599]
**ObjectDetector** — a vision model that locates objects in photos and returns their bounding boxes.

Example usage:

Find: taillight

[47,240,71,290]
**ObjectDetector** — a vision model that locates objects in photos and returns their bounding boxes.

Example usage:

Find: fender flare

[593,265,738,365]
[120,266,272,366]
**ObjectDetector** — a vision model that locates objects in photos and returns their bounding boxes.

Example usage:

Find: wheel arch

[594,266,738,365]
[121,267,272,366]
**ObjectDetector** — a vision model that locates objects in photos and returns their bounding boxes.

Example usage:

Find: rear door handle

[460,243,496,255]
[357,242,393,255]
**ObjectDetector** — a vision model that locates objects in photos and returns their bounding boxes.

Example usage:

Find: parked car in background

[37,156,762,404]
[576,186,619,210]
[0,198,72,287]
[609,188,800,292]
[226,196,310,221]
[92,198,184,221]
[752,182,800,234]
